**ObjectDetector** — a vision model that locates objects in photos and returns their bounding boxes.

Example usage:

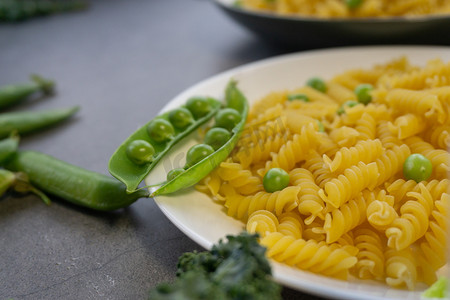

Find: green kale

[149,232,282,300]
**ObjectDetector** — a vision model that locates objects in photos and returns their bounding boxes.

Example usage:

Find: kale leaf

[149,232,282,300]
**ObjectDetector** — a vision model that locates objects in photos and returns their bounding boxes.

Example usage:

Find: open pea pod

[151,80,248,196]
[108,98,222,193]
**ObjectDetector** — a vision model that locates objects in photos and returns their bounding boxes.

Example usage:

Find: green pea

[263,168,290,193]
[147,118,175,143]
[354,83,373,105]
[168,107,194,129]
[306,77,327,93]
[126,140,155,165]
[185,143,215,169]
[204,127,232,150]
[215,108,241,131]
[167,168,185,181]
[317,120,325,132]
[345,0,363,9]
[287,93,310,102]
[186,97,212,119]
[337,100,359,115]
[403,154,432,183]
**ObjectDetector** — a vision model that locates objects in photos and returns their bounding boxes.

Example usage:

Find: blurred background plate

[214,0,450,48]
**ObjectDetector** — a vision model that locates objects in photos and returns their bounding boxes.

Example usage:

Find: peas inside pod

[109,94,222,193]
[204,127,232,150]
[150,80,249,196]
[214,107,242,131]
[186,97,212,119]
[126,140,155,165]
[147,118,175,143]
[168,107,194,129]
[109,80,248,195]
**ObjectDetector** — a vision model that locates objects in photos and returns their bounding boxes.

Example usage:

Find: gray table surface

[0,1,339,299]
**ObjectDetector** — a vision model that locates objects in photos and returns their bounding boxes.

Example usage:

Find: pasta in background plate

[196,56,450,290]
[238,0,450,18]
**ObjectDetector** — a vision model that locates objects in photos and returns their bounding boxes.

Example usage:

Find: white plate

[145,46,450,300]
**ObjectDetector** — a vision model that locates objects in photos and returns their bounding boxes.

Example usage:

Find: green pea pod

[0,133,19,165]
[5,150,149,211]
[0,74,54,110]
[0,169,15,197]
[108,98,221,193]
[151,80,248,196]
[0,106,79,139]
[0,0,88,22]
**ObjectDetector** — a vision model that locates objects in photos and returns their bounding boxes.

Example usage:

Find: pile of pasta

[239,0,450,18]
[196,56,450,290]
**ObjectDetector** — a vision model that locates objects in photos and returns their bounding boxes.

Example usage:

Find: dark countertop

[0,1,328,299]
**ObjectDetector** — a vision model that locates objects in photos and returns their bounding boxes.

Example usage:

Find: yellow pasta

[196,56,450,290]
[239,0,450,18]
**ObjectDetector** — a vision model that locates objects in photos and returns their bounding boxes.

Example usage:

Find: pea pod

[151,80,248,196]
[0,169,15,197]
[0,74,54,110]
[0,133,19,165]
[0,106,79,139]
[0,169,51,204]
[0,0,88,22]
[5,150,149,210]
[108,98,221,193]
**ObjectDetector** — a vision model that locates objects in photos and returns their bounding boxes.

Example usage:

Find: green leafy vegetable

[422,277,448,299]
[149,232,282,300]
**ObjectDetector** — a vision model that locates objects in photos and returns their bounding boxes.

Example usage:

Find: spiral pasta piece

[388,114,426,139]
[353,227,385,281]
[355,112,377,140]
[247,210,279,237]
[366,189,396,229]
[323,139,384,173]
[226,186,300,221]
[385,247,418,290]
[376,120,403,149]
[386,89,445,123]
[420,192,450,271]
[374,144,411,187]
[261,123,320,174]
[195,169,223,199]
[277,212,303,239]
[422,124,450,149]
[260,232,357,279]
[234,131,291,169]
[217,160,263,195]
[319,190,375,243]
[386,183,434,250]
[289,168,324,225]
[302,151,334,189]
[319,161,379,209]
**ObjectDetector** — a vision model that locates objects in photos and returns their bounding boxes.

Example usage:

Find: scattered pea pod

[0,132,19,165]
[151,80,248,196]
[0,0,88,22]
[5,150,149,211]
[0,74,54,110]
[108,97,222,193]
[0,106,79,139]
